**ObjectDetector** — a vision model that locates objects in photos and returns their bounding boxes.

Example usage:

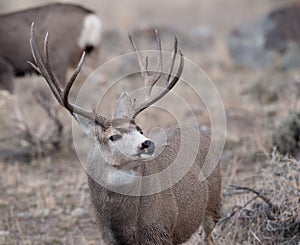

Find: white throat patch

[106,168,136,187]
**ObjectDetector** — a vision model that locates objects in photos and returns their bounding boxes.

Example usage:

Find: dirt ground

[0,0,300,244]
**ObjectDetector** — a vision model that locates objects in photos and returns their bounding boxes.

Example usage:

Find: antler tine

[43,31,63,98]
[166,35,178,83]
[164,49,184,92]
[62,51,85,110]
[29,22,110,128]
[29,23,63,105]
[132,37,184,119]
[129,31,163,97]
[128,34,148,83]
[146,29,163,97]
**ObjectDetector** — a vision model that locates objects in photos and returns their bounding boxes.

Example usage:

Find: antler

[128,31,184,119]
[28,22,110,128]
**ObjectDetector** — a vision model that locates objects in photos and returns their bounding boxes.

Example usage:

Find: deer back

[0,3,99,80]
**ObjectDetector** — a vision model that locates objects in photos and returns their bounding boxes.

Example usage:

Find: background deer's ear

[113,92,134,119]
[73,113,96,135]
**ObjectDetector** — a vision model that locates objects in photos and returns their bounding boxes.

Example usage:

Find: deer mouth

[139,152,154,159]
[131,148,155,160]
[136,140,155,159]
[136,149,155,160]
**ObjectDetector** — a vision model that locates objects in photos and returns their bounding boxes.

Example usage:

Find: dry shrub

[0,90,72,162]
[219,150,300,245]
[246,81,279,104]
[273,112,300,158]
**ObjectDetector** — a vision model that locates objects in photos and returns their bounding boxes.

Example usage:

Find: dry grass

[0,157,101,244]
[218,150,300,245]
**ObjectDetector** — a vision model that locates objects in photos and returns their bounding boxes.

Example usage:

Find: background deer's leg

[0,57,14,93]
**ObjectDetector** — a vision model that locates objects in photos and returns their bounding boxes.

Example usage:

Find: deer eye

[109,135,122,141]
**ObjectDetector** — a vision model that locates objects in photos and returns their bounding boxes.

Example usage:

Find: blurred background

[0,0,300,244]
[0,0,295,33]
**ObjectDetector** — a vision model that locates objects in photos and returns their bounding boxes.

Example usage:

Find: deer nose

[141,140,152,149]
[140,140,155,153]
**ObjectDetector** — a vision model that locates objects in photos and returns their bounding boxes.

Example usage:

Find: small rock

[16,212,31,219]
[34,208,50,217]
[0,231,10,243]
[71,207,85,217]
[0,230,9,236]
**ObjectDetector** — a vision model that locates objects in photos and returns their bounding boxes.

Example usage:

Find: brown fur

[0,3,99,92]
[88,124,222,245]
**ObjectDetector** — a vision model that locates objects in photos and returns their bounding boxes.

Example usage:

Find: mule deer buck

[0,3,101,92]
[29,23,221,244]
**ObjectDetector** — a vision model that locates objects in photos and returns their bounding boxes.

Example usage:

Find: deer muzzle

[139,140,155,158]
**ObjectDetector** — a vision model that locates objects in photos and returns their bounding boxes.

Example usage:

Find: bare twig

[219,194,259,223]
[228,185,276,210]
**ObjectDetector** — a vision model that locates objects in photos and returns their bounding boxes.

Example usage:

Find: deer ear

[73,113,96,135]
[113,92,134,119]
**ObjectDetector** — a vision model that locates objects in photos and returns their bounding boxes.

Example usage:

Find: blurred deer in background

[29,23,221,245]
[0,3,101,92]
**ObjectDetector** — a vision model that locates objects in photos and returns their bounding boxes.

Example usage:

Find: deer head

[28,23,184,168]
